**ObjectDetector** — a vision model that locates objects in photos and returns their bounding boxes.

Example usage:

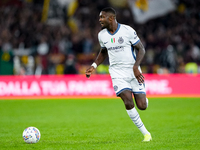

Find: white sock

[146,98,149,108]
[126,107,150,135]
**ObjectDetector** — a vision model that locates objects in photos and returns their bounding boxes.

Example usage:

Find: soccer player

[85,7,152,142]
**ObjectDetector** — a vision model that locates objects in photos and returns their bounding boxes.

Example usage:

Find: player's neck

[108,21,118,34]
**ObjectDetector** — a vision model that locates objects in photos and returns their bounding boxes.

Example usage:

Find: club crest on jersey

[118,37,124,44]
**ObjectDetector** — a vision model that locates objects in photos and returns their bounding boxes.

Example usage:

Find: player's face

[99,11,110,29]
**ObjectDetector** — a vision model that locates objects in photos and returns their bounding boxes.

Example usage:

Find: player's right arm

[85,48,108,78]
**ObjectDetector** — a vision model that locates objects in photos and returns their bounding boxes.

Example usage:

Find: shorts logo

[114,85,118,91]
[118,37,124,44]
[139,83,144,90]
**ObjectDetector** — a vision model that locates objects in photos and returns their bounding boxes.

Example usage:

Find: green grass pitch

[0,97,200,150]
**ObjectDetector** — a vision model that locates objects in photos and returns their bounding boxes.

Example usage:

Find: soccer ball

[22,127,41,144]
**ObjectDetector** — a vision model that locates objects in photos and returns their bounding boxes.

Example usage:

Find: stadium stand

[0,0,199,75]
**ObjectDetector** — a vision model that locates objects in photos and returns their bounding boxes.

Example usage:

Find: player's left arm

[133,40,145,83]
[85,48,108,78]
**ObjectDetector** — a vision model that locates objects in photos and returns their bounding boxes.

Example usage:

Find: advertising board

[0,74,199,99]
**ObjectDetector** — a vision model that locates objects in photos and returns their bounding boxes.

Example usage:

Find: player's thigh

[134,93,147,110]
[119,90,135,109]
[131,79,147,109]
[134,93,146,104]
[112,78,134,109]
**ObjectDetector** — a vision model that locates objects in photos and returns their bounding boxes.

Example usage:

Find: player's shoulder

[98,28,107,35]
[98,28,107,39]
[120,24,136,32]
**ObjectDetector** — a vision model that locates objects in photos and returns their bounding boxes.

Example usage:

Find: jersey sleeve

[128,26,140,46]
[98,32,106,48]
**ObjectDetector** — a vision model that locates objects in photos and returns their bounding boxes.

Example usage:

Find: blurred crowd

[0,0,200,75]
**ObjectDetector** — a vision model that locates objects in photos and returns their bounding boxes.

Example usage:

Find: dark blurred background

[0,0,199,75]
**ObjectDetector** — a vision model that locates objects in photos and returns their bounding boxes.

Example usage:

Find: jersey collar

[107,23,121,35]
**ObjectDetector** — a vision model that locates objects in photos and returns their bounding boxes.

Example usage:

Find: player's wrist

[91,62,97,69]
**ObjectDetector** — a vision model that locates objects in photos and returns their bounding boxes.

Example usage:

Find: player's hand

[85,66,95,78]
[133,66,144,83]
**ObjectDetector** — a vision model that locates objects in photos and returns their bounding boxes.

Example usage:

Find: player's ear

[108,15,114,21]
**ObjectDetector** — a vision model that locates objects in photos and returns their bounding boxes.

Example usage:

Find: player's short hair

[101,7,116,16]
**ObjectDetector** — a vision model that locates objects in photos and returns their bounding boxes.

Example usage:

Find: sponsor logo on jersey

[118,37,124,44]
[107,46,123,51]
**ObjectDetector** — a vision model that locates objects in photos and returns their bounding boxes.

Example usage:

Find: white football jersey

[98,23,142,79]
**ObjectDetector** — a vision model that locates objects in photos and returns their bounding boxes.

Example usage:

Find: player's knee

[124,100,134,110]
[138,105,147,110]
[137,101,147,110]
